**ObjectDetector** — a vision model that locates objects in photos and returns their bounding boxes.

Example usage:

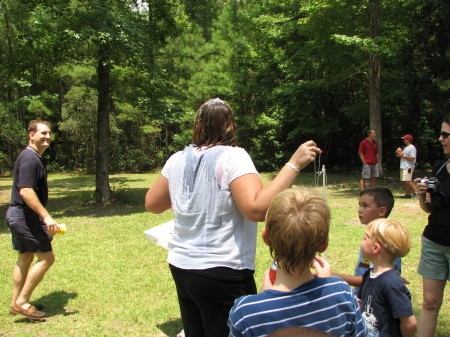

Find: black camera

[420,177,440,194]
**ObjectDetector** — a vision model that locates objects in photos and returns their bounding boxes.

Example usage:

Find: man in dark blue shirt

[6,120,59,320]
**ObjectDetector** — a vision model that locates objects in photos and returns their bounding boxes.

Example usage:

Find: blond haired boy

[228,188,367,337]
[357,219,416,337]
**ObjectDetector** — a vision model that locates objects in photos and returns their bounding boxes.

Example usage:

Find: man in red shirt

[358,129,379,190]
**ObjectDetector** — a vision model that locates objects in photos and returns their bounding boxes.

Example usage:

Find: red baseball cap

[401,134,413,142]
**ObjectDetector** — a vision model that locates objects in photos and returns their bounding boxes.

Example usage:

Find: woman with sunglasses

[415,115,450,337]
[145,98,319,337]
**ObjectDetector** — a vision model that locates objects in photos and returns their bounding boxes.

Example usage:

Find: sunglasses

[441,131,450,139]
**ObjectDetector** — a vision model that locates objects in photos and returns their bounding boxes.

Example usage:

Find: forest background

[1,0,449,188]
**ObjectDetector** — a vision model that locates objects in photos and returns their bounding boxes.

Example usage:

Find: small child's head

[264,188,330,274]
[358,187,394,224]
[362,219,411,260]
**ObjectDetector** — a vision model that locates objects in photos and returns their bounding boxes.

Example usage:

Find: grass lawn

[0,170,449,336]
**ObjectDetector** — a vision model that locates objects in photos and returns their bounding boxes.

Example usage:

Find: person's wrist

[285,162,300,173]
[43,214,54,224]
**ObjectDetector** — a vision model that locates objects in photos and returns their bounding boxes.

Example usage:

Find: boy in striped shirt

[228,188,367,337]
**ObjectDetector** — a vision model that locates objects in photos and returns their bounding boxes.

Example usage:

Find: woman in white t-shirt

[145,98,319,337]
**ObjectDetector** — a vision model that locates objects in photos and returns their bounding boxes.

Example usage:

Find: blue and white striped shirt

[228,276,367,337]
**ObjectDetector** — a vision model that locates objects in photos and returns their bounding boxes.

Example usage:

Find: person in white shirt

[145,98,320,337]
[395,134,417,198]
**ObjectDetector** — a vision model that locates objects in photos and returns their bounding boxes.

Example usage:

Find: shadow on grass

[157,318,183,337]
[1,169,426,222]
[46,175,149,218]
[0,180,11,233]
[36,290,79,317]
[0,189,149,233]
[12,291,78,324]
[47,188,149,218]
[0,203,10,234]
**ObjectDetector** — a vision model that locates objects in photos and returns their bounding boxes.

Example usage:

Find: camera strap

[435,158,450,177]
[433,159,450,204]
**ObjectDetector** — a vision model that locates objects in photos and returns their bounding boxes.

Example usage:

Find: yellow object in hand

[56,223,67,235]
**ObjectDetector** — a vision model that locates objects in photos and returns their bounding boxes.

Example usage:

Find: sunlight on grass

[0,172,449,336]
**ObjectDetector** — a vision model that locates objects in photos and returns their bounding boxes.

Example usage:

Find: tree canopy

[1,0,449,176]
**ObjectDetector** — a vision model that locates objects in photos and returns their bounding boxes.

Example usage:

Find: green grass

[0,170,449,336]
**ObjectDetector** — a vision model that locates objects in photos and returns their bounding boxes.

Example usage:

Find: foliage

[0,0,449,173]
[0,102,26,173]
[59,84,98,171]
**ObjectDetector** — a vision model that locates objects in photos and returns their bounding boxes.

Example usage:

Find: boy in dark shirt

[357,218,416,337]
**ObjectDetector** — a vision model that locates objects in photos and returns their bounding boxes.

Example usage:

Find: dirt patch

[395,203,423,216]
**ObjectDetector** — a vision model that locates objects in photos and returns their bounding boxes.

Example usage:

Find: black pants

[169,264,256,337]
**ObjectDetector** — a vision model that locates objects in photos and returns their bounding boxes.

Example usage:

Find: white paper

[144,220,174,249]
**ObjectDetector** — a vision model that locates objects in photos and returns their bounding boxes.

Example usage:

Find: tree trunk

[368,0,382,165]
[95,40,111,202]
[3,0,13,102]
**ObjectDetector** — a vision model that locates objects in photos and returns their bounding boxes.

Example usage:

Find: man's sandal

[9,303,44,315]
[9,305,46,320]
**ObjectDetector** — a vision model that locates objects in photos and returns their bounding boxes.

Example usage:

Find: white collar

[26,146,42,158]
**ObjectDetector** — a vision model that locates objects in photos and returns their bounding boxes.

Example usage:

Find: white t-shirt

[161,145,259,270]
[400,144,417,169]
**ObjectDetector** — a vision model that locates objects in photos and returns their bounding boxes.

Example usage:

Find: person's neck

[271,267,315,292]
[371,257,395,274]
[28,143,44,156]
[367,137,374,142]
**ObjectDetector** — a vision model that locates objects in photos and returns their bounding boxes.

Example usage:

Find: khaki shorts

[400,168,414,181]
[418,236,450,281]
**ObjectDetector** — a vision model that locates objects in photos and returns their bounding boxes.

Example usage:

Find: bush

[115,149,156,172]
[0,152,11,175]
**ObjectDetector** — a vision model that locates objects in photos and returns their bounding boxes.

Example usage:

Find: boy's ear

[378,206,388,218]
[373,243,382,254]
[261,228,270,246]
[318,238,329,253]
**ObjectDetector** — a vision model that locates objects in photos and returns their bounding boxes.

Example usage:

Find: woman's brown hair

[191,98,237,147]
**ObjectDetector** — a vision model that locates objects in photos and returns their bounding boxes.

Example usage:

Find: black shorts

[6,206,53,253]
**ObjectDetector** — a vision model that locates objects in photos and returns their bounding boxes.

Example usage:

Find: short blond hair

[265,188,330,274]
[366,219,411,258]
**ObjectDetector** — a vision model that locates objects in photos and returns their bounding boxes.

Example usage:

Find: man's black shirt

[10,147,48,207]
